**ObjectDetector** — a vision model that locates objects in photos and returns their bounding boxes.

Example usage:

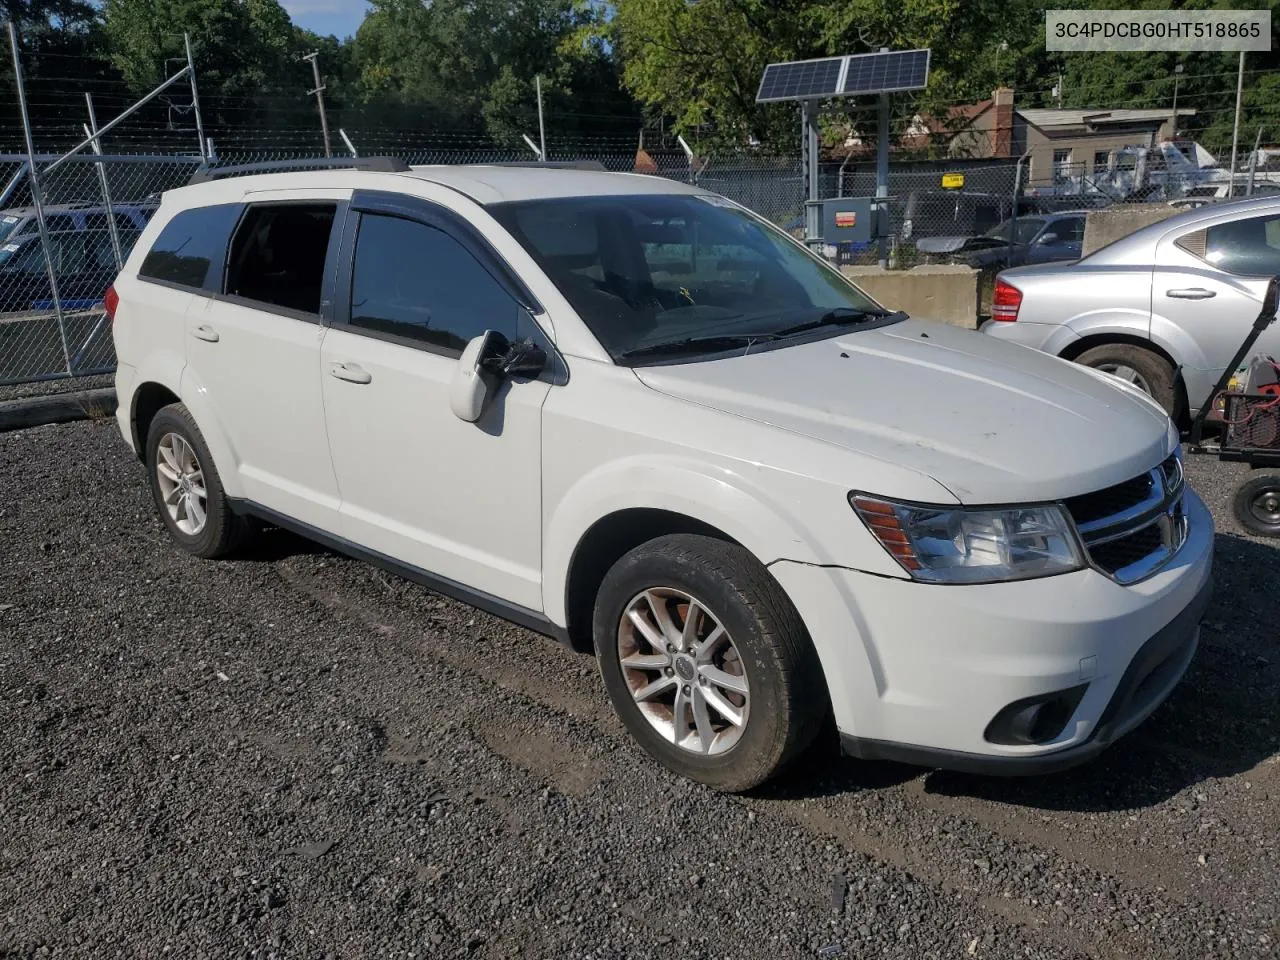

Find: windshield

[488,193,887,360]
[983,216,1044,243]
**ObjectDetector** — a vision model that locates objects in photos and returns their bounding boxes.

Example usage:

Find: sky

[281,0,371,40]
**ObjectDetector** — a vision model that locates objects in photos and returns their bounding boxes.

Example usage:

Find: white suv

[108,162,1214,791]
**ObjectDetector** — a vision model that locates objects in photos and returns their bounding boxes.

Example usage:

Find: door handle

[329,361,372,384]
[1165,288,1217,300]
[191,324,220,342]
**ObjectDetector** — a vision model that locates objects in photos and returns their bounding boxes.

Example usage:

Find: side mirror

[449,330,507,422]
[492,337,547,379]
[1037,232,1059,245]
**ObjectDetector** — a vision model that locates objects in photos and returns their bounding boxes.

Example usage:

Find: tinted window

[1204,214,1280,276]
[226,204,335,314]
[348,212,522,353]
[491,194,882,359]
[139,203,242,290]
[1055,217,1085,243]
[44,214,77,232]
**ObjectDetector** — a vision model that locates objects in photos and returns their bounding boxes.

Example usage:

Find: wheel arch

[561,508,741,653]
[130,381,181,460]
[1058,332,1189,425]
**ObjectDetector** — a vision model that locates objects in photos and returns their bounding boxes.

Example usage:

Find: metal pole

[184,33,207,161]
[339,128,358,158]
[837,150,851,198]
[1228,51,1245,199]
[0,161,28,209]
[8,21,71,374]
[1246,126,1263,196]
[1009,149,1031,268]
[521,133,543,159]
[84,95,123,269]
[535,75,547,163]
[802,100,821,247]
[303,52,332,158]
[43,65,193,177]
[1170,64,1182,136]
[876,93,890,268]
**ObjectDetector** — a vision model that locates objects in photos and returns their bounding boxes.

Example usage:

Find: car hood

[631,318,1174,504]
[915,234,1005,254]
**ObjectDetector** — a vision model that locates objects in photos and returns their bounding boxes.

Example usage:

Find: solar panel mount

[755,48,931,103]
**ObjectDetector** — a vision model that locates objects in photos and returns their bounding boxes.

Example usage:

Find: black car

[0,228,139,313]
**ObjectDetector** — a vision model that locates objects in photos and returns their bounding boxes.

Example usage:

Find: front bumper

[769,487,1214,774]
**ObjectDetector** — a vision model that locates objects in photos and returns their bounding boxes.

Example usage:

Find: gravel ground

[1,419,1277,959]
[0,373,114,404]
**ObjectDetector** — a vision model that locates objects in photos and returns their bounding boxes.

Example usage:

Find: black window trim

[329,198,567,385]
[216,198,350,325]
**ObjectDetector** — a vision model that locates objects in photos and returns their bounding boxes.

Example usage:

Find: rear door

[184,190,350,528]
[1153,209,1280,411]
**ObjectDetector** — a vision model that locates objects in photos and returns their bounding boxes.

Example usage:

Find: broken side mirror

[449,329,507,422]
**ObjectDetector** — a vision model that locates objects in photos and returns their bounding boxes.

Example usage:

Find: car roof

[157,165,711,209]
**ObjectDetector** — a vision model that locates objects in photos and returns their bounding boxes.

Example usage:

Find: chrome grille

[1064,452,1188,585]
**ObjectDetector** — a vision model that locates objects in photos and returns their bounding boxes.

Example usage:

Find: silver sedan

[982,195,1280,420]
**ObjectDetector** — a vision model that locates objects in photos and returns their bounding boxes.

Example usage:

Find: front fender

[541,453,907,627]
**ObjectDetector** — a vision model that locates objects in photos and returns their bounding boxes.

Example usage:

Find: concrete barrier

[840,264,980,328]
[1082,204,1183,257]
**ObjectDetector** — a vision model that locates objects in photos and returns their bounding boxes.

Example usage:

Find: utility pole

[1170,62,1183,137]
[302,51,332,158]
[1228,51,1245,199]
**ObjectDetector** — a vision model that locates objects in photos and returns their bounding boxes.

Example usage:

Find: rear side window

[85,211,140,232]
[226,203,336,315]
[1202,214,1280,276]
[139,203,242,291]
[44,214,77,232]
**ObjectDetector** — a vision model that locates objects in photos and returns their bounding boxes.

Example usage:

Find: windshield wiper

[768,307,904,339]
[614,334,775,362]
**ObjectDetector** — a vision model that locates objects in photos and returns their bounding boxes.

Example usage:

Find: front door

[183,192,349,528]
[319,198,552,611]
[1152,209,1280,413]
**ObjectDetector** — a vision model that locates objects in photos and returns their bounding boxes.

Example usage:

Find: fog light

[984,684,1088,746]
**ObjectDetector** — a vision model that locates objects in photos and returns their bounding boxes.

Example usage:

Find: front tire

[1074,343,1175,414]
[593,534,828,792]
[145,402,253,559]
[1233,472,1280,538]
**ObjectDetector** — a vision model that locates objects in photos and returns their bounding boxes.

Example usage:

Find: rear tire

[592,534,828,792]
[145,402,253,559]
[1074,344,1175,415]
[1232,472,1280,538]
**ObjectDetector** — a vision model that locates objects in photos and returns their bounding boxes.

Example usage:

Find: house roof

[1018,107,1195,129]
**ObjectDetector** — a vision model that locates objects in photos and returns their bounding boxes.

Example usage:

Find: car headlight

[850,494,1085,584]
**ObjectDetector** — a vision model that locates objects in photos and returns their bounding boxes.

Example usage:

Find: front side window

[226,203,336,314]
[139,203,243,290]
[1202,214,1280,276]
[1056,217,1085,244]
[489,193,885,360]
[347,212,523,354]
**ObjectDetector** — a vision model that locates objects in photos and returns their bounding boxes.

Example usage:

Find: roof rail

[186,155,410,185]
[465,160,608,171]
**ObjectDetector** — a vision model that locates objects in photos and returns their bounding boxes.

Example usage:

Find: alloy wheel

[617,587,750,756]
[155,432,208,536]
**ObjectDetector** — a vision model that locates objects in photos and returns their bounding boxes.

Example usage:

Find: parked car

[0,201,156,245]
[0,228,140,312]
[899,189,1011,245]
[917,210,1088,269]
[109,163,1211,791]
[984,194,1280,420]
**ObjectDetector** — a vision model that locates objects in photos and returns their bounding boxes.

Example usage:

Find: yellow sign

[941,172,965,189]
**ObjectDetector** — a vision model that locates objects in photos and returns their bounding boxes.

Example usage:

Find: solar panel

[756,57,845,103]
[841,49,930,95]
[755,49,931,103]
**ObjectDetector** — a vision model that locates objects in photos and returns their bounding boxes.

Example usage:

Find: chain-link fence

[5,141,1278,388]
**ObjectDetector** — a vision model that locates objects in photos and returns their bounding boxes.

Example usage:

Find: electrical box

[820,197,876,244]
